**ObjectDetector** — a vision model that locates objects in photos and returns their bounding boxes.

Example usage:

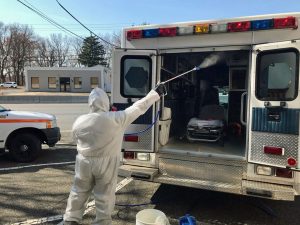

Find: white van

[113,13,300,201]
[0,82,17,88]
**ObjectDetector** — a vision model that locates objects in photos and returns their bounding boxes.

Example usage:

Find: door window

[256,49,298,101]
[121,56,152,97]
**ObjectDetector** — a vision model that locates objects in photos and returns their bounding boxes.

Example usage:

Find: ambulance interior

[158,50,249,158]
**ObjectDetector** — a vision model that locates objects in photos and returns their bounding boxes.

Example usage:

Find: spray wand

[159,66,200,85]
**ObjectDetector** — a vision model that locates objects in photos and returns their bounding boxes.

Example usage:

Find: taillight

[227,21,251,32]
[276,168,293,178]
[124,135,139,142]
[127,30,142,40]
[159,27,177,37]
[274,17,297,29]
[123,151,135,160]
[263,146,284,155]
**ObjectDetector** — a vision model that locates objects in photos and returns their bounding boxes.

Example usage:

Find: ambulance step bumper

[154,175,241,194]
[119,164,158,181]
[242,180,296,201]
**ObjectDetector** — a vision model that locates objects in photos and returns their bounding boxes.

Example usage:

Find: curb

[0,95,88,103]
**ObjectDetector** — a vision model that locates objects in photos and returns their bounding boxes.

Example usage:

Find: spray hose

[124,110,160,136]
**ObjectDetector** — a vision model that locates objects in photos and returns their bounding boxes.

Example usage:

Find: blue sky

[0,0,300,38]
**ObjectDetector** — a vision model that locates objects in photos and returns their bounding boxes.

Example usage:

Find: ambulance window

[121,56,151,97]
[256,49,298,101]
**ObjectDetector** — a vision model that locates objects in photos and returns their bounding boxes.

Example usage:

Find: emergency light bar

[127,16,298,40]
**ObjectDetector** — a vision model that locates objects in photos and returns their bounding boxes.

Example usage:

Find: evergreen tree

[78,36,107,67]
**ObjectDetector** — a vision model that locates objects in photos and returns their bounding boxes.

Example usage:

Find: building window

[48,77,57,89]
[74,77,82,89]
[121,55,151,98]
[91,77,99,89]
[31,77,39,89]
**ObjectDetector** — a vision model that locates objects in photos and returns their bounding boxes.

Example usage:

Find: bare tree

[34,37,56,67]
[99,31,121,68]
[68,37,83,67]
[9,24,35,85]
[48,33,70,67]
[0,22,12,83]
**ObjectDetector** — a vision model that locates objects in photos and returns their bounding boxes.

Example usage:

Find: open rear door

[112,49,157,152]
[248,40,300,171]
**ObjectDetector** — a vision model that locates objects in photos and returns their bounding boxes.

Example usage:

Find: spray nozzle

[194,66,201,71]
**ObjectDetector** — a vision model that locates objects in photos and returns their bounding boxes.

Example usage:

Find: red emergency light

[263,146,284,155]
[127,30,142,40]
[159,27,177,37]
[274,17,298,29]
[227,21,251,32]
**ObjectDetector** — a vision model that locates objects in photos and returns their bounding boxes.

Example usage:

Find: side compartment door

[112,49,157,152]
[248,40,300,171]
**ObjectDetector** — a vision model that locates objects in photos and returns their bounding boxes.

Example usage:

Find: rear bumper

[119,164,158,181]
[41,127,61,147]
[120,158,297,201]
[242,180,296,201]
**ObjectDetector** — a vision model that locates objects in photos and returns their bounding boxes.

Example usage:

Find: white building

[25,66,111,93]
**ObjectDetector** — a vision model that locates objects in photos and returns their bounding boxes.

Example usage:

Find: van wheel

[9,133,41,162]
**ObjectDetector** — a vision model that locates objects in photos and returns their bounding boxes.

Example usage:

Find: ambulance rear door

[248,40,300,171]
[112,49,158,153]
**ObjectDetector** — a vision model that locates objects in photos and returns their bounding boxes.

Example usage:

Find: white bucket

[136,209,170,225]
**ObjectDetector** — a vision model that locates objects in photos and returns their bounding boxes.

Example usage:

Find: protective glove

[154,82,167,96]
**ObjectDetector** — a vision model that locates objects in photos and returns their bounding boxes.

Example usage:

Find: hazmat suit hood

[88,87,110,113]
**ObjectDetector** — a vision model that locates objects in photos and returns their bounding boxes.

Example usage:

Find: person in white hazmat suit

[63,84,166,225]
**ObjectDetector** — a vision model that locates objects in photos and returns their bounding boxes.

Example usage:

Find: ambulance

[0,105,60,162]
[113,13,300,200]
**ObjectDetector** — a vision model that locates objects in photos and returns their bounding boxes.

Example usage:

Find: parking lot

[0,100,300,225]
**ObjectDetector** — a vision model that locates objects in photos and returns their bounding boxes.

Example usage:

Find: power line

[55,0,117,47]
[16,0,84,40]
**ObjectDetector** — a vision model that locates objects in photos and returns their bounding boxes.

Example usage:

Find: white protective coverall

[64,87,160,225]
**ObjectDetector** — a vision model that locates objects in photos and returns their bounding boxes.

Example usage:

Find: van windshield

[0,105,8,112]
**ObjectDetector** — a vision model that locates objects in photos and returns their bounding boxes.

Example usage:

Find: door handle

[240,92,247,126]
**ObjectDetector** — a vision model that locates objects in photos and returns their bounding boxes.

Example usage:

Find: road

[0,103,300,225]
